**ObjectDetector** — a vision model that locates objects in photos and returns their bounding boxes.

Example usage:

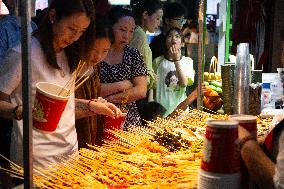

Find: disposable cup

[33,82,69,132]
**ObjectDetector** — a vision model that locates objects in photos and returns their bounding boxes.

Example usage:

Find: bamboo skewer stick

[57,60,83,96]
[0,154,22,170]
[74,67,92,85]
[0,167,24,178]
[57,60,92,96]
[74,75,90,91]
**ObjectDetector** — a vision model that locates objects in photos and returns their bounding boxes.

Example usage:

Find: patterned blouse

[100,46,147,128]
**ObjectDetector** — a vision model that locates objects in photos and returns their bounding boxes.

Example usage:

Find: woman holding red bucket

[100,6,148,129]
[0,0,122,168]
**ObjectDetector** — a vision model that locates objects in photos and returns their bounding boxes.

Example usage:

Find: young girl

[153,28,195,117]
[75,16,114,147]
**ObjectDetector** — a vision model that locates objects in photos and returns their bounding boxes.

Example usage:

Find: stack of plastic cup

[234,43,251,114]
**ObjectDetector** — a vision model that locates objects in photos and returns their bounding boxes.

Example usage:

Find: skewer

[74,66,92,85]
[74,75,90,91]
[57,60,83,96]
[58,60,91,96]
[3,108,254,188]
[0,154,22,170]
[7,174,24,180]
[0,167,24,178]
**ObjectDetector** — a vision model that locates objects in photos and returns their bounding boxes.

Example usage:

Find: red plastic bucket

[103,113,127,140]
[33,82,69,132]
[201,119,240,174]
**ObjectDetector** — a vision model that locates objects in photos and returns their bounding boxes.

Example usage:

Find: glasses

[170,17,187,25]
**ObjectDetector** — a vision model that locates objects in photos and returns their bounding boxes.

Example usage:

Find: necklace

[58,65,66,78]
[56,50,67,78]
[58,60,66,78]
[59,69,65,78]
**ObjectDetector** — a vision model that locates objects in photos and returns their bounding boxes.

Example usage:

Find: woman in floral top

[100,6,147,128]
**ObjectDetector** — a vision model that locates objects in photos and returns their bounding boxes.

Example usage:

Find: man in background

[150,2,186,61]
[0,0,37,65]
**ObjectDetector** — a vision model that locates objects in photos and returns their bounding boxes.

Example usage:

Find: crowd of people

[0,0,283,189]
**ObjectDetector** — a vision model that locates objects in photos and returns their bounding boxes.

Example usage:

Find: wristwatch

[13,105,23,120]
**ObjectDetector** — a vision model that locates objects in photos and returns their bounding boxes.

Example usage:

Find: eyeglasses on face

[170,17,187,25]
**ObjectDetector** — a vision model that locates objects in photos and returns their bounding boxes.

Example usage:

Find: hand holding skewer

[88,99,123,119]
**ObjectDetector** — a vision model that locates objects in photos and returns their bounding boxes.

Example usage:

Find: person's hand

[97,97,107,103]
[257,135,266,145]
[13,105,23,120]
[118,80,133,91]
[201,83,207,95]
[238,126,252,140]
[88,100,122,119]
[169,44,181,61]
